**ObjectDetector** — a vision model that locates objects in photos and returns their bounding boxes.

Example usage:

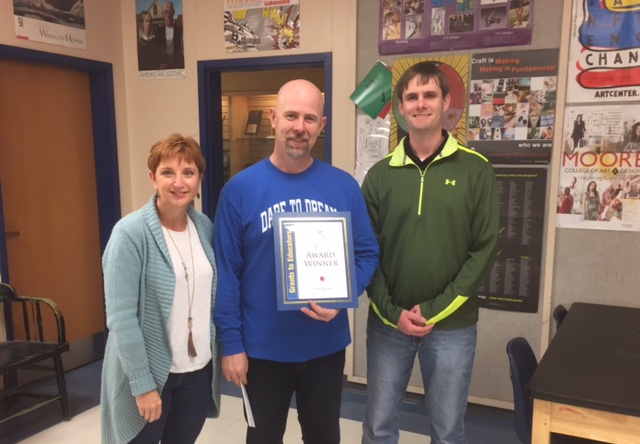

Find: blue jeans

[362,312,477,444]
[130,361,212,444]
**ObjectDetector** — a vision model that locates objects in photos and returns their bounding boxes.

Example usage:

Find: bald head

[276,79,325,118]
[269,79,327,172]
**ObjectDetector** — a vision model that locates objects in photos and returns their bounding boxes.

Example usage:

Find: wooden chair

[0,282,70,423]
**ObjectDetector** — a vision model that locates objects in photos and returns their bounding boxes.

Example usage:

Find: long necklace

[165,221,198,358]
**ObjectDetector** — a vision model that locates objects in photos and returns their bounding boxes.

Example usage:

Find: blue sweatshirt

[214,158,379,362]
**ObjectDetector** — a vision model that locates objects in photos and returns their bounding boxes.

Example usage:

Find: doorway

[221,67,325,181]
[197,53,332,216]
[0,44,120,369]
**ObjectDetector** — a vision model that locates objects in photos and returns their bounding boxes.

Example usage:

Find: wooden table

[528,303,640,443]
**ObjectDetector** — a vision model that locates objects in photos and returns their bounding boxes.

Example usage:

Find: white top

[163,217,213,373]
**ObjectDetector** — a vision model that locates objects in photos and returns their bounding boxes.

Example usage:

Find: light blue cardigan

[100,197,221,444]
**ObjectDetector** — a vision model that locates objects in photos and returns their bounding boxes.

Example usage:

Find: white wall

[119,0,358,211]
[1,0,357,214]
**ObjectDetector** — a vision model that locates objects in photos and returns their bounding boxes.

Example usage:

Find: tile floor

[4,360,518,444]
[17,395,428,443]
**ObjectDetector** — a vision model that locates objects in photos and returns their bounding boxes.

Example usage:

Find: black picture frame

[244,110,263,136]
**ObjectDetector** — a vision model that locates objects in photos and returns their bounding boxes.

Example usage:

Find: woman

[137,11,160,71]
[558,187,574,214]
[623,122,640,152]
[583,181,599,221]
[571,114,586,151]
[599,185,617,221]
[101,134,220,444]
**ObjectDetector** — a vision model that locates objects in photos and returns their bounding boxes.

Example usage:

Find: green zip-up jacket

[361,133,499,329]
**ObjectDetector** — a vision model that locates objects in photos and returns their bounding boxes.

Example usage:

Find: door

[0,59,104,367]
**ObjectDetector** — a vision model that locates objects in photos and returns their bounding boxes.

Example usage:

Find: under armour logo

[445,179,456,186]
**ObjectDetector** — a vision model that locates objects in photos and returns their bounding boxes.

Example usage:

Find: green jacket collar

[388,132,459,167]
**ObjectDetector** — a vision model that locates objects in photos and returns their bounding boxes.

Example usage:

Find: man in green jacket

[361,62,499,444]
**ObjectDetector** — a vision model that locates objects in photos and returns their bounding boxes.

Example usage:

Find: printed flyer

[557,105,640,231]
[467,49,559,164]
[14,0,86,49]
[224,0,300,52]
[478,167,546,313]
[379,0,533,56]
[567,0,640,102]
[355,111,391,185]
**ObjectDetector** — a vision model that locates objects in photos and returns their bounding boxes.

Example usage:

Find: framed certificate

[273,212,358,311]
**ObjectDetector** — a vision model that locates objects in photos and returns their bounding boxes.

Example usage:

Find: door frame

[197,53,333,216]
[0,44,120,343]
[0,181,7,286]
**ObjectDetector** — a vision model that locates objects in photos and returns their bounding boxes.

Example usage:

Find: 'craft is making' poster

[467,49,559,165]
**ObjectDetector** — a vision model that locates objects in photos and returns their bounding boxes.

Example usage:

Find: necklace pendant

[187,330,197,358]
[187,317,197,357]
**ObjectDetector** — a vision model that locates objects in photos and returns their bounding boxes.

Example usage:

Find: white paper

[355,110,391,185]
[240,383,255,428]
[287,222,349,300]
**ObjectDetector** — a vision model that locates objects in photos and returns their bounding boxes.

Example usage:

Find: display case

[223,94,325,183]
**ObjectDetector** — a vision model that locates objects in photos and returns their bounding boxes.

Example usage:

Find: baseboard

[62,331,105,372]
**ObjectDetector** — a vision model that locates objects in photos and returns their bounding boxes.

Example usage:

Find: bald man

[213,80,379,443]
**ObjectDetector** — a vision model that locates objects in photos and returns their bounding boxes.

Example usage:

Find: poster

[467,49,559,164]
[557,105,640,231]
[390,55,469,149]
[224,0,300,53]
[567,0,640,102]
[379,0,533,56]
[478,167,546,313]
[13,0,86,49]
[136,0,185,79]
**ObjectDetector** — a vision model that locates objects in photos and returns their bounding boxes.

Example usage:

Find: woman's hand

[135,390,162,422]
